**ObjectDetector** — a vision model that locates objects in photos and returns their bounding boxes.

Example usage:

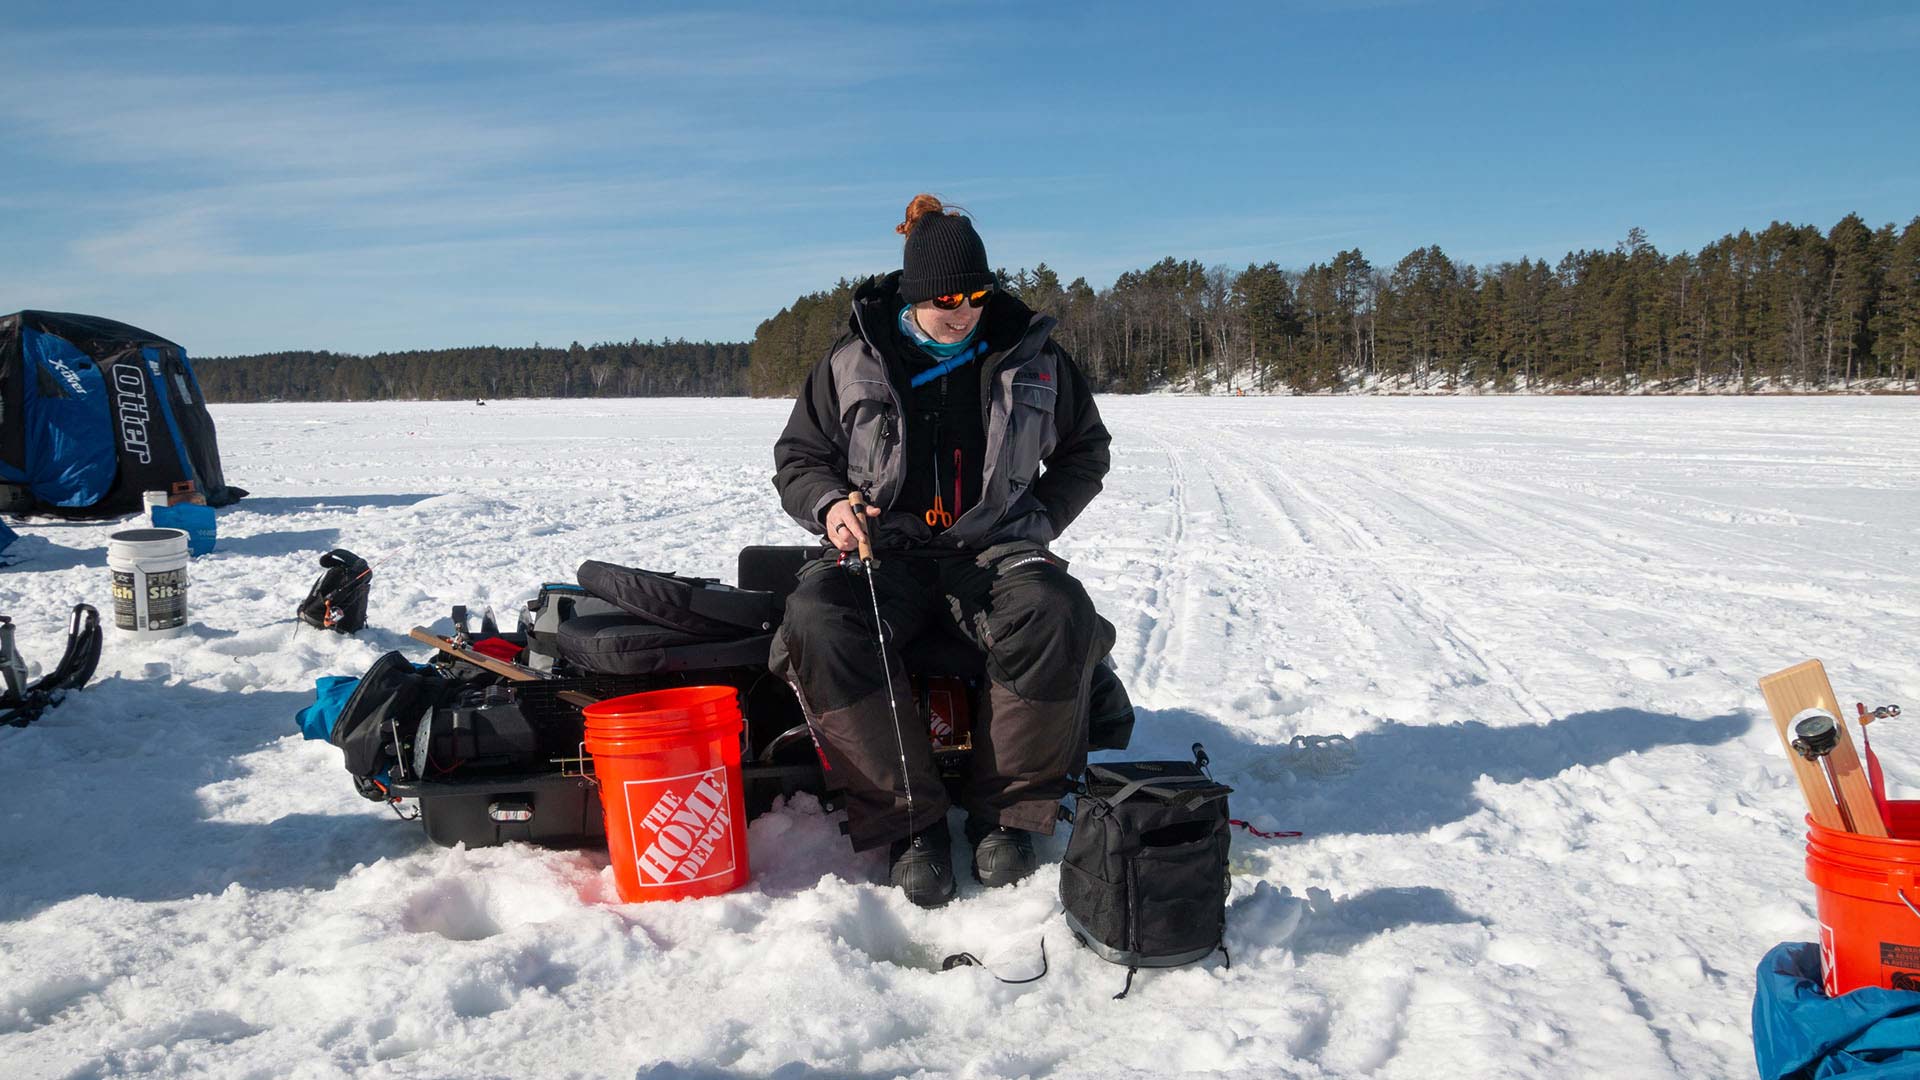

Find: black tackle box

[386,770,606,849]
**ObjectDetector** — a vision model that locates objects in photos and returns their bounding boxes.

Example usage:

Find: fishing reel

[835,548,878,575]
[1791,712,1840,761]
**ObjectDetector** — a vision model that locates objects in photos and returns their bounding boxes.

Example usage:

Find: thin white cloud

[2,71,552,177]
[399,13,931,84]
[0,10,951,352]
[0,12,931,201]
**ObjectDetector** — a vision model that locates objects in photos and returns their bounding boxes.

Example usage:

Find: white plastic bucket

[143,490,169,522]
[108,528,191,637]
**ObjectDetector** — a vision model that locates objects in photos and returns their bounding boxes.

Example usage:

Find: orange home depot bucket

[1805,801,1920,996]
[583,686,750,903]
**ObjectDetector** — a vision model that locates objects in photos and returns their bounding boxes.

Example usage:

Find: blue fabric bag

[295,675,361,741]
[1755,941,1920,1079]
[151,502,217,556]
[150,502,216,556]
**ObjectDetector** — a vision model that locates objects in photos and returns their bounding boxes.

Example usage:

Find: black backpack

[1060,745,1233,998]
[298,549,372,634]
[328,651,445,797]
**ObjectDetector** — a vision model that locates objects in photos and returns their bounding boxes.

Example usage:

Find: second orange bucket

[583,686,750,903]
[1806,801,1920,995]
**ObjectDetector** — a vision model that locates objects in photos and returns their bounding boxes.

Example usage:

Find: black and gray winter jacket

[773,273,1110,551]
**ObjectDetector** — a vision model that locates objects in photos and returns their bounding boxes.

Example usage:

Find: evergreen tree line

[196,211,1919,402]
[197,340,749,402]
[748,212,1920,396]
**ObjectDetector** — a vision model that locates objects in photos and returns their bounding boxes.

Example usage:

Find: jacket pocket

[839,379,896,487]
[1001,381,1058,487]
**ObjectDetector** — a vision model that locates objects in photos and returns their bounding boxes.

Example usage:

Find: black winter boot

[966,816,1038,887]
[887,823,956,908]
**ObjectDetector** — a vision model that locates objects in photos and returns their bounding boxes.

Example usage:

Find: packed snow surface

[3,396,1918,1079]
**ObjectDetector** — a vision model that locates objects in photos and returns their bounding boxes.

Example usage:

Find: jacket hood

[850,270,1045,358]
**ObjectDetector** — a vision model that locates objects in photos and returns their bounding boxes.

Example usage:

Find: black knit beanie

[898,213,994,303]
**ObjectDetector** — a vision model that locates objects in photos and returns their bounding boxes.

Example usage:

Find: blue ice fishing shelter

[0,311,243,516]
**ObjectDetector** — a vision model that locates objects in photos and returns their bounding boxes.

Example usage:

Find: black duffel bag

[555,613,772,676]
[575,561,776,639]
[1061,744,1233,999]
[559,562,779,676]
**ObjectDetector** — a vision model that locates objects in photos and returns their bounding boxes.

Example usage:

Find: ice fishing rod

[847,490,916,842]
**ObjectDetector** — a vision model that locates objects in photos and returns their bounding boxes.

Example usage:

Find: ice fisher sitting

[770,194,1113,907]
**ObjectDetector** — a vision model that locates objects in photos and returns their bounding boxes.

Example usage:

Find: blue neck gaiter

[899,304,980,360]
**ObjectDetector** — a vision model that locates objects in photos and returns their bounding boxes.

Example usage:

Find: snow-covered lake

[3,395,1918,1079]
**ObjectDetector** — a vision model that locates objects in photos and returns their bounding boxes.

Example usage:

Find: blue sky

[4,1,1917,356]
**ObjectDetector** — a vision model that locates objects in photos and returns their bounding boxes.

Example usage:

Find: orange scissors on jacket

[925,448,958,528]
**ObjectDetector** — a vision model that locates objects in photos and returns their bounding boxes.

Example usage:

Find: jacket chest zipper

[871,411,896,480]
[931,378,945,489]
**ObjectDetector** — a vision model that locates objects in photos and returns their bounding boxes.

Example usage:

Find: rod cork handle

[847,490,875,563]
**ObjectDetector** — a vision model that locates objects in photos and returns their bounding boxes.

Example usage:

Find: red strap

[1861,704,1890,824]
[471,636,521,662]
[1230,819,1302,839]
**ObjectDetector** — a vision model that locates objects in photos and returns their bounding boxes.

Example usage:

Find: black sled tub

[387,546,1136,850]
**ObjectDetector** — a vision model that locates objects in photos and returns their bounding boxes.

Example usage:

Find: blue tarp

[1755,941,1920,1079]
[0,519,16,555]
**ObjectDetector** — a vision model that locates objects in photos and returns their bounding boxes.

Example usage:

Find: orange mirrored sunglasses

[929,288,993,310]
